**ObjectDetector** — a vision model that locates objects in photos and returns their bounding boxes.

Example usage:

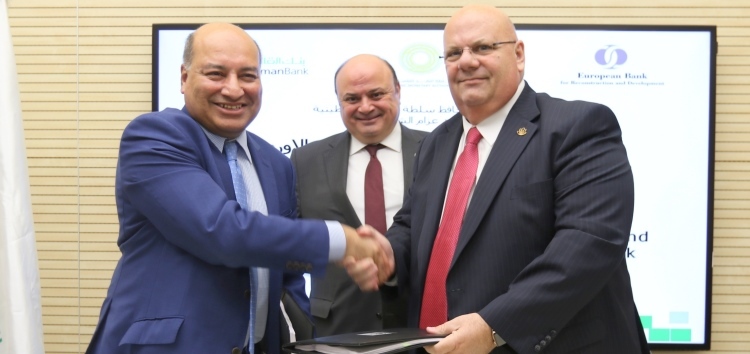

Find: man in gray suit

[291,54,426,336]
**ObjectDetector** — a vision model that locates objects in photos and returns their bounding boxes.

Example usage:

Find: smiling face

[443,5,525,124]
[181,23,262,139]
[335,55,401,145]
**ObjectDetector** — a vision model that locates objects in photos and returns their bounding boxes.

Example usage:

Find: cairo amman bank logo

[595,45,628,69]
[400,43,441,74]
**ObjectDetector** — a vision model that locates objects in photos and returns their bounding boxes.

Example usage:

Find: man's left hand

[424,313,496,354]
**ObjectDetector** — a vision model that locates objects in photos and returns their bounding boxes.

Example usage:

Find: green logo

[400,44,441,74]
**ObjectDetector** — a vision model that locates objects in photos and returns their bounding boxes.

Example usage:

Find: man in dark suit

[85,23,389,354]
[348,5,650,354]
[291,54,426,335]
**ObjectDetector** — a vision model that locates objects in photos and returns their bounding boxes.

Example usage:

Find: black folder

[283,328,444,354]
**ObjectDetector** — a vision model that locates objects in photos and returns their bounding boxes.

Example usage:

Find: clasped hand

[339,224,394,291]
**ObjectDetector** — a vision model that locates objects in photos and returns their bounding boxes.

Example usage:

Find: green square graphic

[640,316,653,329]
[650,328,670,341]
[671,329,692,342]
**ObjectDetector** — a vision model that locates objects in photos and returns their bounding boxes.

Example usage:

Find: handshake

[340,224,395,291]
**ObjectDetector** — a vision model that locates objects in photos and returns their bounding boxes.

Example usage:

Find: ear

[180,64,188,94]
[515,40,526,73]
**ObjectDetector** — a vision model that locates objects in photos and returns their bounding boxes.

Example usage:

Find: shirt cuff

[325,220,345,262]
[493,331,506,347]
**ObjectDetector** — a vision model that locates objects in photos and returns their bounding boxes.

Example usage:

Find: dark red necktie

[364,144,387,235]
[420,127,482,328]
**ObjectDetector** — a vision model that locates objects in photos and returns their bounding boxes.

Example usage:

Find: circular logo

[400,44,441,74]
[595,45,628,69]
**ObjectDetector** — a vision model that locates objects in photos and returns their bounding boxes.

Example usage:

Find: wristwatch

[492,329,504,347]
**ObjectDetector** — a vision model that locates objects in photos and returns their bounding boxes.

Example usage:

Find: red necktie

[364,144,387,235]
[420,127,482,328]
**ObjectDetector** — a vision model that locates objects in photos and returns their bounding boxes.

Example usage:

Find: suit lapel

[246,134,280,215]
[212,142,236,199]
[323,132,361,226]
[451,85,540,265]
[417,116,463,278]
[400,125,421,191]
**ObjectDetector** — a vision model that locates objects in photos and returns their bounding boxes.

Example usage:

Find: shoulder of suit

[535,92,610,118]
[134,107,188,123]
[400,124,429,138]
[127,108,198,135]
[294,131,348,154]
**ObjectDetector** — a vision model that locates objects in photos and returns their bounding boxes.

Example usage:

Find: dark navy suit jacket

[389,83,650,354]
[86,108,329,354]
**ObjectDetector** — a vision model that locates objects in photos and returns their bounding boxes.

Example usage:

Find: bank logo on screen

[595,45,628,69]
[400,43,441,74]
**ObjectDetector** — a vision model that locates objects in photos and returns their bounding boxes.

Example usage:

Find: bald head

[443,5,525,124]
[445,4,517,38]
[183,23,260,70]
[334,54,399,95]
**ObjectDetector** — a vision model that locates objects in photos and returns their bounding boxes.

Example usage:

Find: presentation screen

[153,23,716,350]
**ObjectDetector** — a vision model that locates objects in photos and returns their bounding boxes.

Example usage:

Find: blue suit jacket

[86,108,330,354]
[389,83,649,354]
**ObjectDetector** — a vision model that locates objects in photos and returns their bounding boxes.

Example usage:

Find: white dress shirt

[346,123,405,229]
[445,80,525,211]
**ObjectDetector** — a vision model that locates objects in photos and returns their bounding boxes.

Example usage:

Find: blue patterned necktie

[225,141,258,353]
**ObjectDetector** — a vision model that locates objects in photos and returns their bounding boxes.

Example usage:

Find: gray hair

[182,31,196,69]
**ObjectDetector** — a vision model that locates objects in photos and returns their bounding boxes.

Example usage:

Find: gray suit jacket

[291,124,427,336]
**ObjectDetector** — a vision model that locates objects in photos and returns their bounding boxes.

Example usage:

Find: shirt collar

[461,80,525,146]
[349,122,402,156]
[202,128,253,164]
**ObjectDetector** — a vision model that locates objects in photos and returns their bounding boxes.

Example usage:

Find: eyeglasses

[440,41,517,62]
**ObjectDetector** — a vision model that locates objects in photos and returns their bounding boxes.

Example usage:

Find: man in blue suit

[348,5,650,354]
[86,23,390,354]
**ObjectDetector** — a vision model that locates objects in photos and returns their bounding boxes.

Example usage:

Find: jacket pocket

[310,297,332,319]
[119,317,184,345]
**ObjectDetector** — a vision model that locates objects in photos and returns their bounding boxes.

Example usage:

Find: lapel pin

[517,127,527,136]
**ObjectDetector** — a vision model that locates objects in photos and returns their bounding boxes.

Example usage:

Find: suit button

[231,347,242,354]
[545,335,552,341]
[534,344,541,352]
[376,312,382,319]
[244,289,251,299]
[540,340,546,346]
